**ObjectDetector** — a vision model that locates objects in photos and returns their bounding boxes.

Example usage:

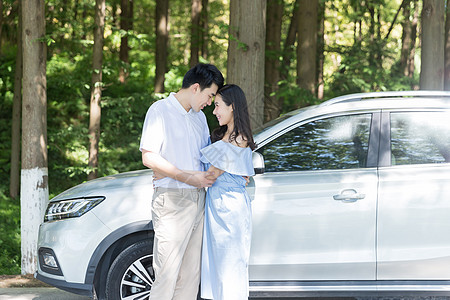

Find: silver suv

[36,91,450,299]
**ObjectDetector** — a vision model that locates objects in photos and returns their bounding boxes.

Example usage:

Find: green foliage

[99,85,155,176]
[277,80,321,112]
[0,189,21,275]
[322,0,419,98]
[0,46,16,191]
[326,40,418,97]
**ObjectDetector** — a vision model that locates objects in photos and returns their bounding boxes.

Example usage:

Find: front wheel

[105,239,155,300]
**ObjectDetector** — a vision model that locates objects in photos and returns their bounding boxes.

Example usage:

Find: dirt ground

[0,274,50,288]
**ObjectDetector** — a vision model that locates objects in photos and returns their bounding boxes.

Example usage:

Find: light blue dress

[200,140,255,300]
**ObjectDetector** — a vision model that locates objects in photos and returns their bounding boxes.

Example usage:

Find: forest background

[0,0,448,274]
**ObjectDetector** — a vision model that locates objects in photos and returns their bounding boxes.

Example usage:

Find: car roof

[317,90,450,106]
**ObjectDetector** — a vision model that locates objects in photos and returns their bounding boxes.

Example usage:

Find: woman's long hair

[211,84,256,150]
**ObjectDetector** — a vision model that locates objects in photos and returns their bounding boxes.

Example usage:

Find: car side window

[258,114,372,172]
[390,112,450,165]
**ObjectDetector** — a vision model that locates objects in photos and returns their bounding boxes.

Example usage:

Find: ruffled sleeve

[201,141,255,176]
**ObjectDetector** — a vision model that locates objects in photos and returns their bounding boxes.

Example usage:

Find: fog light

[42,252,58,268]
[38,248,63,276]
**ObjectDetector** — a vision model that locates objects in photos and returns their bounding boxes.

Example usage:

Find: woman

[200,84,256,300]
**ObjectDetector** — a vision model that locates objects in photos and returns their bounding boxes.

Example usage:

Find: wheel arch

[85,221,154,297]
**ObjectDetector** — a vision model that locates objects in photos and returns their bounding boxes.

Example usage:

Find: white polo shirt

[140,93,210,189]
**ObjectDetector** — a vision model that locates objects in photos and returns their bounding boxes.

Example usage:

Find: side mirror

[252,151,265,174]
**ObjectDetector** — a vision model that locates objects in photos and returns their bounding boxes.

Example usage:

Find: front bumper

[35,271,93,296]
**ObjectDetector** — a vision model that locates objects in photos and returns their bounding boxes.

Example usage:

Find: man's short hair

[182,63,224,91]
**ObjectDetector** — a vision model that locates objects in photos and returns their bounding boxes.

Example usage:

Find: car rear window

[390,111,450,165]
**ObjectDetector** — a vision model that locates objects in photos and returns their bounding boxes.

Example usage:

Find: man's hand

[153,171,165,181]
[143,150,219,188]
[179,171,216,188]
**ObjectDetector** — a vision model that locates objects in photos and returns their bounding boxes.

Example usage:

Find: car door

[248,112,379,281]
[377,110,450,280]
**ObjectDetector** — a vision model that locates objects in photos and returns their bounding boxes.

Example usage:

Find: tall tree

[297,0,318,95]
[420,0,445,90]
[445,0,450,90]
[407,0,419,80]
[10,0,22,199]
[200,0,209,59]
[21,0,48,274]
[317,0,325,100]
[264,0,283,122]
[189,0,202,67]
[277,0,299,112]
[228,0,266,130]
[119,0,133,83]
[81,5,88,40]
[399,0,413,76]
[385,0,408,40]
[367,2,382,70]
[0,0,3,53]
[281,0,299,80]
[88,0,106,180]
[155,0,168,93]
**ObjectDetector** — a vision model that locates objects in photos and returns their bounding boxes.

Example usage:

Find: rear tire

[105,239,154,300]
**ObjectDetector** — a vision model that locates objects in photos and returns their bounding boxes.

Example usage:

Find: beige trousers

[150,187,206,300]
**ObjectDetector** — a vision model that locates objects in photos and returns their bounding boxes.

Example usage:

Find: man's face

[191,83,219,112]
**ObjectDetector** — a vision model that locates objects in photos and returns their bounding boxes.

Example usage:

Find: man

[140,63,224,299]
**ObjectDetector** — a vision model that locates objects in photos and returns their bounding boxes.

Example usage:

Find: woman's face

[213,94,233,126]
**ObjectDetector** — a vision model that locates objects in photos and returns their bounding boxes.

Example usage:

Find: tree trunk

[317,0,325,100]
[228,0,266,130]
[200,0,208,59]
[155,0,168,93]
[281,0,300,80]
[119,0,132,83]
[400,0,412,76]
[189,0,202,67]
[367,3,379,69]
[264,0,283,123]
[21,0,48,275]
[408,0,419,81]
[386,0,408,40]
[445,0,450,90]
[130,1,134,35]
[72,0,79,40]
[420,0,445,90]
[297,0,318,95]
[88,0,105,180]
[81,5,87,40]
[0,0,3,54]
[10,0,22,199]
[278,0,299,114]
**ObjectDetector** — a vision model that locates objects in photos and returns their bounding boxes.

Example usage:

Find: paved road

[2,288,450,300]
[0,288,90,300]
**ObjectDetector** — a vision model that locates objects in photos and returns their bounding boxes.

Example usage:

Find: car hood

[51,169,154,202]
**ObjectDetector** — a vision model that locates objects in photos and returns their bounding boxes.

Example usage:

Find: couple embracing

[139,63,255,300]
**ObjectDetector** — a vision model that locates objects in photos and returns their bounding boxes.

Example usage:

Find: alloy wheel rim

[120,254,154,299]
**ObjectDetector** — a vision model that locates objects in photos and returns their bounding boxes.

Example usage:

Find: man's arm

[142,150,215,188]
[204,165,250,185]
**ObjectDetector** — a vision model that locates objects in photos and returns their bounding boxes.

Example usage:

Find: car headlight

[44,196,105,222]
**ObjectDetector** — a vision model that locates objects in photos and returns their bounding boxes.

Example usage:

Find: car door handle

[333,189,365,203]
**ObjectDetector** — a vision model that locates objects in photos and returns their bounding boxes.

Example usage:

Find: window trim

[367,112,381,168]
[257,111,381,172]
